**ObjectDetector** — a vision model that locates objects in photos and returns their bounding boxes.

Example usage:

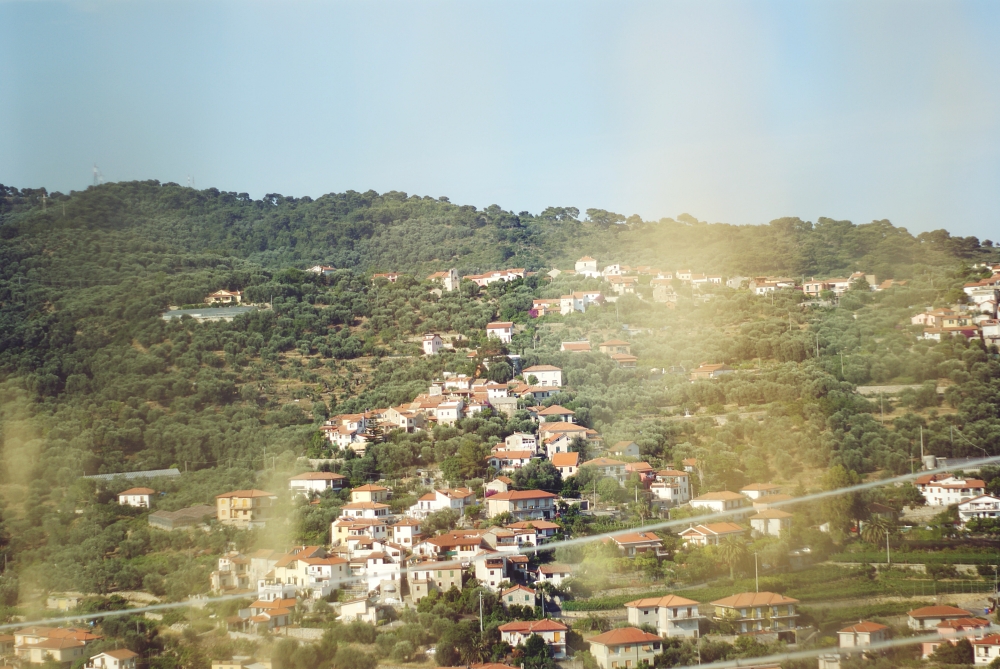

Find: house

[486,322,515,344]
[427,268,460,291]
[215,490,278,528]
[423,334,444,355]
[710,592,799,634]
[560,341,592,353]
[205,289,242,304]
[650,470,691,506]
[505,432,538,453]
[522,365,563,387]
[551,452,580,478]
[86,651,139,669]
[538,421,594,443]
[582,457,628,485]
[501,585,536,609]
[384,405,426,433]
[307,264,337,275]
[506,519,560,542]
[407,560,464,602]
[679,522,746,547]
[608,441,640,458]
[488,450,535,473]
[588,628,663,669]
[610,531,663,557]
[838,621,889,651]
[972,634,1000,665]
[331,518,389,545]
[535,563,573,587]
[690,364,734,380]
[372,272,400,283]
[437,400,464,425]
[626,595,700,639]
[498,620,569,658]
[690,491,749,518]
[148,504,215,531]
[118,487,155,508]
[340,501,391,519]
[922,617,993,659]
[390,518,422,547]
[532,298,561,317]
[413,531,487,560]
[575,256,600,277]
[474,551,509,591]
[352,484,390,503]
[288,472,346,497]
[741,483,781,500]
[915,474,986,506]
[959,495,1000,527]
[14,627,101,665]
[537,405,575,423]
[485,490,558,520]
[611,354,638,368]
[340,597,380,623]
[599,340,631,355]
[750,510,792,537]
[463,268,526,287]
[907,605,973,630]
[407,488,477,518]
[485,476,514,495]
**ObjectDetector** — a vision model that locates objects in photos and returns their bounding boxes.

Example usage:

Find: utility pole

[886,532,891,566]
[479,591,483,632]
[755,552,759,593]
[840,351,844,377]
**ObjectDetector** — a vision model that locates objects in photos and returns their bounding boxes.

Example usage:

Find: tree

[718,537,749,580]
[513,459,562,493]
[930,638,973,665]
[860,515,893,547]
[521,633,556,669]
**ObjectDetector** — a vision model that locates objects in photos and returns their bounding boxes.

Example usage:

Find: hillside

[0,181,998,664]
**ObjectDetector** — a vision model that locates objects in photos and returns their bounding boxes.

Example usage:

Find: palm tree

[861,515,894,547]
[718,537,749,581]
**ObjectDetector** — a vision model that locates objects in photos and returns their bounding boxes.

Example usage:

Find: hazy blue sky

[2,1,999,238]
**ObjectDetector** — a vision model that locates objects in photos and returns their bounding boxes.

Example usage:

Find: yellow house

[215,490,278,528]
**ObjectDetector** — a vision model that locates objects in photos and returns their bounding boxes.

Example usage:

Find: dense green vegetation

[1,181,1000,669]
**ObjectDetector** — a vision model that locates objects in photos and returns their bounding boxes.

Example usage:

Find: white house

[288,472,346,497]
[486,322,515,344]
[423,334,444,355]
[839,621,890,650]
[436,400,464,425]
[626,594,701,639]
[749,509,792,537]
[690,491,749,518]
[118,487,155,508]
[915,474,986,506]
[505,432,539,453]
[340,501,391,519]
[582,457,628,485]
[575,256,600,277]
[534,563,572,587]
[407,488,476,519]
[390,518,422,547]
[608,441,641,458]
[959,495,1000,527]
[588,628,663,669]
[907,605,973,630]
[551,452,580,478]
[499,619,569,658]
[474,551,508,591]
[973,634,1000,665]
[679,522,746,547]
[522,365,562,387]
[86,650,139,669]
[740,483,781,500]
[488,450,535,472]
[650,470,690,506]
[501,585,537,609]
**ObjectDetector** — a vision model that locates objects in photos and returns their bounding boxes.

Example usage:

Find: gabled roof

[498,619,568,633]
[711,592,798,607]
[680,522,745,536]
[839,621,888,634]
[501,585,536,596]
[352,484,389,492]
[589,628,661,646]
[908,605,972,618]
[611,531,662,545]
[741,483,780,492]
[119,487,155,495]
[289,472,346,481]
[100,650,140,660]
[692,491,745,502]
[537,405,574,416]
[506,520,560,530]
[487,322,515,329]
[523,365,562,372]
[656,469,688,477]
[341,501,390,510]
[582,457,626,467]
[489,490,558,501]
[750,510,792,520]
[537,563,572,574]
[216,489,276,499]
[625,594,699,608]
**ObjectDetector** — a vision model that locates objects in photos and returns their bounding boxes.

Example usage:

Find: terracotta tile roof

[657,469,688,477]
[119,487,155,495]
[102,650,140,659]
[625,594,699,608]
[692,491,745,501]
[352,484,389,492]
[839,621,888,634]
[582,457,626,467]
[506,520,559,530]
[500,585,537,596]
[537,405,575,415]
[750,510,792,519]
[215,489,276,498]
[908,605,972,618]
[289,472,346,481]
[498,619,568,633]
[551,452,580,467]
[589,628,662,645]
[973,634,1000,646]
[341,501,390,510]
[711,592,798,607]
[680,522,745,536]
[611,531,662,545]
[599,339,631,346]
[537,564,572,574]
[523,365,561,372]
[489,490,558,501]
[937,617,990,629]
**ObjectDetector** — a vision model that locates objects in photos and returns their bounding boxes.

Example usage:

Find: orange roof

[216,489,276,498]
[611,531,662,545]
[589,628,661,646]
[537,405,575,415]
[506,520,560,530]
[352,484,388,492]
[102,650,140,660]
[692,491,745,501]
[489,490,558,501]
[712,592,798,607]
[908,605,973,618]
[657,469,688,477]
[583,457,626,467]
[937,617,990,629]
[839,621,888,634]
[487,322,514,328]
[551,452,580,467]
[523,365,561,372]
[501,585,536,596]
[498,619,567,633]
[626,594,698,608]
[290,472,346,480]
[680,522,745,536]
[119,487,155,495]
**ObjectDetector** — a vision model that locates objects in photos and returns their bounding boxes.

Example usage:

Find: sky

[2,0,999,239]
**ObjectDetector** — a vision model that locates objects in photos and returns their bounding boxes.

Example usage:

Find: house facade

[498,619,569,658]
[118,487,154,508]
[522,365,563,387]
[288,472,346,497]
[625,595,700,639]
[486,322,515,343]
[216,490,278,528]
[710,592,799,634]
[588,628,662,669]
[485,490,558,520]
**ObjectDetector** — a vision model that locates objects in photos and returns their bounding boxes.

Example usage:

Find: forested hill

[0,181,988,278]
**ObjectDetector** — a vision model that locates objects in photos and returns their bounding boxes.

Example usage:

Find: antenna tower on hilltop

[92,164,104,186]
